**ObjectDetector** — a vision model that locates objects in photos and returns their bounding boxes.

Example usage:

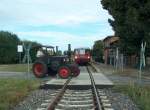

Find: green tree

[0,31,20,64]
[101,0,150,56]
[92,40,104,62]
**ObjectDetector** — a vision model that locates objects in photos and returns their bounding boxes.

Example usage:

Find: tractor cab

[36,45,55,57]
[32,45,80,79]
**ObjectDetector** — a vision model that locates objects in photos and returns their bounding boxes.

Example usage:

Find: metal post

[139,42,146,84]
[27,49,30,75]
[68,44,71,62]
[56,46,58,55]
[122,54,124,71]
[139,45,142,84]
[19,52,21,64]
[116,47,119,69]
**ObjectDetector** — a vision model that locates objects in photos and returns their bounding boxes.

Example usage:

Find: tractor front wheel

[58,66,71,79]
[73,68,80,77]
[69,64,80,77]
[71,65,80,77]
[32,61,47,78]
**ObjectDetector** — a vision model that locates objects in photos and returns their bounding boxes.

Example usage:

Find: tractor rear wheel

[58,66,71,79]
[32,61,47,78]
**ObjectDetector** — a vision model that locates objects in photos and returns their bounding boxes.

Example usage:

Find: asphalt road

[0,66,88,82]
[0,71,33,78]
[0,71,54,83]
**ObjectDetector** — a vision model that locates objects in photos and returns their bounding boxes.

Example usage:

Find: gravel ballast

[14,89,139,110]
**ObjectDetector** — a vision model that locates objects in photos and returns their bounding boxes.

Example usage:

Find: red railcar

[74,48,91,64]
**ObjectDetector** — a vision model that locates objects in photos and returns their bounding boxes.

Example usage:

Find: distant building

[103,36,141,67]
[103,36,119,65]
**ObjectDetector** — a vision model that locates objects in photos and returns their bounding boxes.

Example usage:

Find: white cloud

[0,0,111,26]
[16,31,112,50]
[0,0,114,50]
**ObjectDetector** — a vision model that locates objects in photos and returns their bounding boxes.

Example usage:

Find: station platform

[40,72,114,90]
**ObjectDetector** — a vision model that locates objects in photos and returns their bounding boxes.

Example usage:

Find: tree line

[92,40,104,63]
[101,0,150,57]
[92,0,150,63]
[0,31,41,64]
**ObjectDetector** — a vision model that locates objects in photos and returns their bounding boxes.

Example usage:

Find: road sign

[17,45,23,52]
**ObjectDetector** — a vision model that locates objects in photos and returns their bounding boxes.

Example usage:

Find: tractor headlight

[66,58,69,62]
[63,58,69,62]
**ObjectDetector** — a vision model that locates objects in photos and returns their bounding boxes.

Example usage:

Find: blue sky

[0,0,114,51]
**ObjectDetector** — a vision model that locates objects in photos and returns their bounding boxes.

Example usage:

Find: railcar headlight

[75,56,78,59]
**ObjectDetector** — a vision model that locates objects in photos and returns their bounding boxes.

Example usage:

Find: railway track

[37,65,114,110]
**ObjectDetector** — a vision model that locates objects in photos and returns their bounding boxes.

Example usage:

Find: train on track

[74,48,91,65]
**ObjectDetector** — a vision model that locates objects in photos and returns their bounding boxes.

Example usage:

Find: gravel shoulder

[13,88,140,110]
[93,62,150,86]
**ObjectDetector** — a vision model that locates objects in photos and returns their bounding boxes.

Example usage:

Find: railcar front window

[79,49,85,55]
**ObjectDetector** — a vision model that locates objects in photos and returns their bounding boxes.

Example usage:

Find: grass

[0,78,40,110]
[0,64,32,72]
[114,83,150,110]
[112,68,150,80]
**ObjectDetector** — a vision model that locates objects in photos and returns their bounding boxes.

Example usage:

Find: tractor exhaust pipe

[68,44,71,62]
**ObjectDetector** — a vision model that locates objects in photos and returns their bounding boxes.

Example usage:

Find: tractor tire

[70,64,80,77]
[73,67,80,77]
[58,66,71,79]
[32,61,48,78]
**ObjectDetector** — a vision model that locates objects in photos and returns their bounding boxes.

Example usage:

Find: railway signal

[139,41,146,84]
[22,43,32,75]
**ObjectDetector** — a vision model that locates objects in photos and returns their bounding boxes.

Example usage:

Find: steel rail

[47,77,72,110]
[87,66,102,110]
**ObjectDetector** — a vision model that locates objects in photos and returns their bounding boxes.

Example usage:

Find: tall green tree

[0,31,20,64]
[92,40,104,62]
[101,0,150,56]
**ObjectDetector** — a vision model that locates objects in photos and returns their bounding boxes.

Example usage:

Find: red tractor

[32,45,80,79]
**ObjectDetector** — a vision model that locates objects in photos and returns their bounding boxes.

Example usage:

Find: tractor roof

[74,47,90,50]
[42,45,54,48]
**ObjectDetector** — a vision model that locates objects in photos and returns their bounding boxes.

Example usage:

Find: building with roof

[103,36,119,65]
